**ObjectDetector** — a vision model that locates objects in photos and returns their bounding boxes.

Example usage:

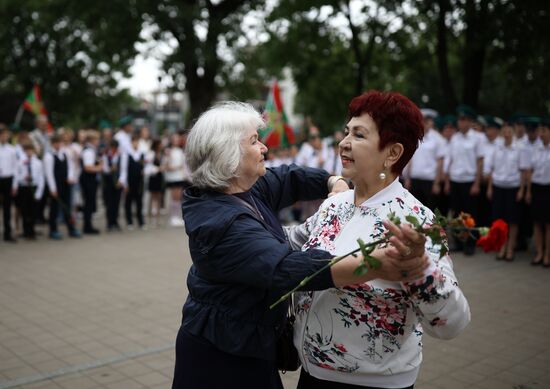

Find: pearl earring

[379,161,388,180]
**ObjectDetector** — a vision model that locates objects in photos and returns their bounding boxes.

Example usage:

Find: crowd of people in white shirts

[1,107,549,266]
[264,106,550,266]
[0,115,191,243]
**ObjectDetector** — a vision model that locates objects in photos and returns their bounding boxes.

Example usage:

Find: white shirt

[530,143,550,185]
[114,131,132,155]
[519,138,543,169]
[81,146,98,169]
[448,129,484,182]
[164,147,188,183]
[323,146,343,175]
[119,148,146,188]
[101,152,121,174]
[66,143,82,180]
[138,139,151,154]
[0,142,18,182]
[482,137,504,176]
[295,142,328,169]
[44,149,75,193]
[514,134,528,148]
[490,143,522,188]
[15,144,25,160]
[408,129,445,180]
[16,154,45,199]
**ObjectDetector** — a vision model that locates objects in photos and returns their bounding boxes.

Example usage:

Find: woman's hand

[371,220,430,282]
[328,176,350,197]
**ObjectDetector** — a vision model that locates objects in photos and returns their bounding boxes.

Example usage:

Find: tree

[415,0,550,113]
[228,0,409,133]
[138,0,262,124]
[0,0,143,128]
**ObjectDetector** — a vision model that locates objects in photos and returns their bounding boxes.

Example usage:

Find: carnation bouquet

[270,211,508,309]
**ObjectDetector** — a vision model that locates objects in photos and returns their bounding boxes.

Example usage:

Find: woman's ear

[386,143,404,168]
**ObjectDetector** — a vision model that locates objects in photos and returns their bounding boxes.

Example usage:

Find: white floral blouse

[290,179,471,388]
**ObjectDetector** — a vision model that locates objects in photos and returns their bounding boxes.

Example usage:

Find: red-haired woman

[289,91,471,389]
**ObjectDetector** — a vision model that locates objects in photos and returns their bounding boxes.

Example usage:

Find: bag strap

[231,194,265,221]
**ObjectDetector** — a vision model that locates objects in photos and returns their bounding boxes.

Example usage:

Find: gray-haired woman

[172,102,429,389]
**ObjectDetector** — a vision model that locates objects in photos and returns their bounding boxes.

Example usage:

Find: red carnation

[476,219,508,252]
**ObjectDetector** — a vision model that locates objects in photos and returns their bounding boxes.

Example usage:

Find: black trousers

[449,181,479,218]
[102,175,121,228]
[450,181,478,254]
[517,198,533,248]
[172,327,283,389]
[477,182,492,227]
[0,176,14,239]
[410,179,436,211]
[125,183,143,226]
[16,186,37,238]
[81,176,98,230]
[49,184,75,233]
[297,369,414,389]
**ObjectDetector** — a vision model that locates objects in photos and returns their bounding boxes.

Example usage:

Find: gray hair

[186,101,265,191]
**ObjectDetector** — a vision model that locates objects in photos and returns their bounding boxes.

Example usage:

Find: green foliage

[1,0,548,129]
[0,0,143,128]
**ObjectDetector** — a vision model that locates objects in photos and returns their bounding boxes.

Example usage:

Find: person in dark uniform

[0,124,18,242]
[120,133,146,230]
[486,124,525,261]
[80,130,103,234]
[444,105,485,255]
[517,117,543,251]
[15,142,45,239]
[147,139,165,227]
[403,108,445,211]
[436,115,456,218]
[102,139,123,231]
[44,134,81,239]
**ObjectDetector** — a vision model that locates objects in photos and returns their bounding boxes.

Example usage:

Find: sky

[118,54,163,99]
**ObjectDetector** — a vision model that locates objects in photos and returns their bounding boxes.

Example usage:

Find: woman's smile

[341,155,354,166]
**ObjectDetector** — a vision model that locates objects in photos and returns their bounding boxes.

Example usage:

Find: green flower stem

[269,236,389,310]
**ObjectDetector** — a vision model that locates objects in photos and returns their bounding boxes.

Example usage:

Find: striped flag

[22,84,53,131]
[260,80,295,148]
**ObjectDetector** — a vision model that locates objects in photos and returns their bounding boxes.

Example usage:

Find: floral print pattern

[294,183,470,375]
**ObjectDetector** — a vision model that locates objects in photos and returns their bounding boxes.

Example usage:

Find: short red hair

[348,90,424,175]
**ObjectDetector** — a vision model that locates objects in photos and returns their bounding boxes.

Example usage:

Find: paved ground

[1,217,550,389]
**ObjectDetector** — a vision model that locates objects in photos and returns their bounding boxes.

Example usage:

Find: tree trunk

[461,0,488,109]
[435,0,458,112]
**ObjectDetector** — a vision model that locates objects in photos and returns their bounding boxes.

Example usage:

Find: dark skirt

[148,173,164,192]
[492,186,521,224]
[531,183,550,224]
[172,326,283,389]
[297,369,414,389]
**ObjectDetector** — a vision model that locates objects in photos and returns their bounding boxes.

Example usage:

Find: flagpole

[14,104,24,127]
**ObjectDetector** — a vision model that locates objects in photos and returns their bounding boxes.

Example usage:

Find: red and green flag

[22,84,53,131]
[260,80,295,148]
[23,84,48,116]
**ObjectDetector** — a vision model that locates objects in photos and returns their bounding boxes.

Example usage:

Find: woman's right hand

[371,249,429,282]
[374,220,430,282]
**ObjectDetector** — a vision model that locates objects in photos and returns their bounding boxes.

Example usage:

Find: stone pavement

[1,219,550,389]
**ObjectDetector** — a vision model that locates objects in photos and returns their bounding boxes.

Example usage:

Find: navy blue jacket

[181,164,335,361]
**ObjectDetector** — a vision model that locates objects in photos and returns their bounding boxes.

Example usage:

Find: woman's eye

[355,132,364,138]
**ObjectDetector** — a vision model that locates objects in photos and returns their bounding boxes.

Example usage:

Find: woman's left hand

[328,177,350,197]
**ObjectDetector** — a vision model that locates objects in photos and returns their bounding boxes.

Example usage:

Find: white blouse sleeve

[401,229,471,340]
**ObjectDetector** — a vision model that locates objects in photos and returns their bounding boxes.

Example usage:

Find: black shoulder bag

[276,294,301,372]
